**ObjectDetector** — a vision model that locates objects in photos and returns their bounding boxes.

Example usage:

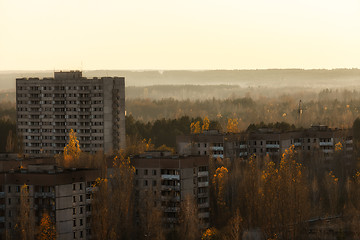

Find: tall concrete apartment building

[16,71,125,155]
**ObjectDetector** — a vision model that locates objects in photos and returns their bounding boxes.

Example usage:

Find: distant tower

[298,100,303,125]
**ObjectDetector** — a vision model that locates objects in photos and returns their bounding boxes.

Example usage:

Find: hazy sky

[1,0,360,70]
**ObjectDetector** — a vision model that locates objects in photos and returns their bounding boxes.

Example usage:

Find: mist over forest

[1,69,360,129]
[1,69,360,90]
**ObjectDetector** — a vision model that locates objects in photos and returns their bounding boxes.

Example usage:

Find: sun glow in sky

[1,0,360,70]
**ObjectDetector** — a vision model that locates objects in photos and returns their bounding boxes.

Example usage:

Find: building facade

[132,152,210,229]
[0,165,99,240]
[16,71,125,156]
[177,126,353,162]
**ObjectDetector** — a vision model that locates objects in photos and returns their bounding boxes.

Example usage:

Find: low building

[176,126,353,162]
[0,164,99,240]
[132,152,210,229]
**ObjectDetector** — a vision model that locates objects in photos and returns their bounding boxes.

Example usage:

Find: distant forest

[1,69,360,90]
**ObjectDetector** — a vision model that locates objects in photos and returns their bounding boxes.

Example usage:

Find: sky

[1,0,360,70]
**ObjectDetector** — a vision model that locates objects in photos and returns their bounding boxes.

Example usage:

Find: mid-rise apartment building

[177,125,353,161]
[0,164,99,240]
[16,71,125,156]
[132,152,210,229]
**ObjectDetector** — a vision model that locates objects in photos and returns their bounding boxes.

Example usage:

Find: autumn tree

[226,119,239,133]
[91,178,115,240]
[212,166,230,227]
[91,152,136,240]
[5,130,15,152]
[37,211,56,240]
[202,117,210,132]
[63,129,81,168]
[17,184,34,240]
[212,166,228,207]
[138,189,164,240]
[201,227,219,240]
[222,210,243,240]
[179,195,200,240]
[190,121,201,134]
[324,170,340,216]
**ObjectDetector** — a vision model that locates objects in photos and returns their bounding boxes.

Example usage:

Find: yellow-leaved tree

[17,184,34,240]
[38,211,56,240]
[190,121,201,134]
[63,129,81,168]
[202,117,210,132]
[226,119,239,133]
[92,152,136,240]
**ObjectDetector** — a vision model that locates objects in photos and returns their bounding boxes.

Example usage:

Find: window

[73,219,76,227]
[8,186,11,193]
[152,170,157,175]
[73,208,76,215]
[80,230,83,238]
[308,146,311,150]
[73,232,76,239]
[80,219,83,226]
[16,186,20,192]
[144,169,148,175]
[80,183,83,190]
[144,180,148,186]
[80,195,83,202]
[8,198,11,205]
[80,207,83,214]
[73,196,76,203]
[73,184,76,191]
[308,138,311,143]
[152,180,157,186]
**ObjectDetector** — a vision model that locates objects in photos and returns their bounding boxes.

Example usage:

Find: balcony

[165,217,178,223]
[198,212,210,218]
[212,154,223,159]
[239,152,248,157]
[211,146,223,151]
[198,182,209,187]
[161,196,180,202]
[294,142,301,147]
[197,171,208,177]
[164,207,180,212]
[161,175,180,180]
[197,192,208,198]
[266,144,280,148]
[0,216,5,223]
[0,204,5,210]
[323,149,334,154]
[34,192,55,198]
[320,142,333,147]
[161,185,180,191]
[198,202,210,208]
[0,192,5,198]
[239,144,247,149]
